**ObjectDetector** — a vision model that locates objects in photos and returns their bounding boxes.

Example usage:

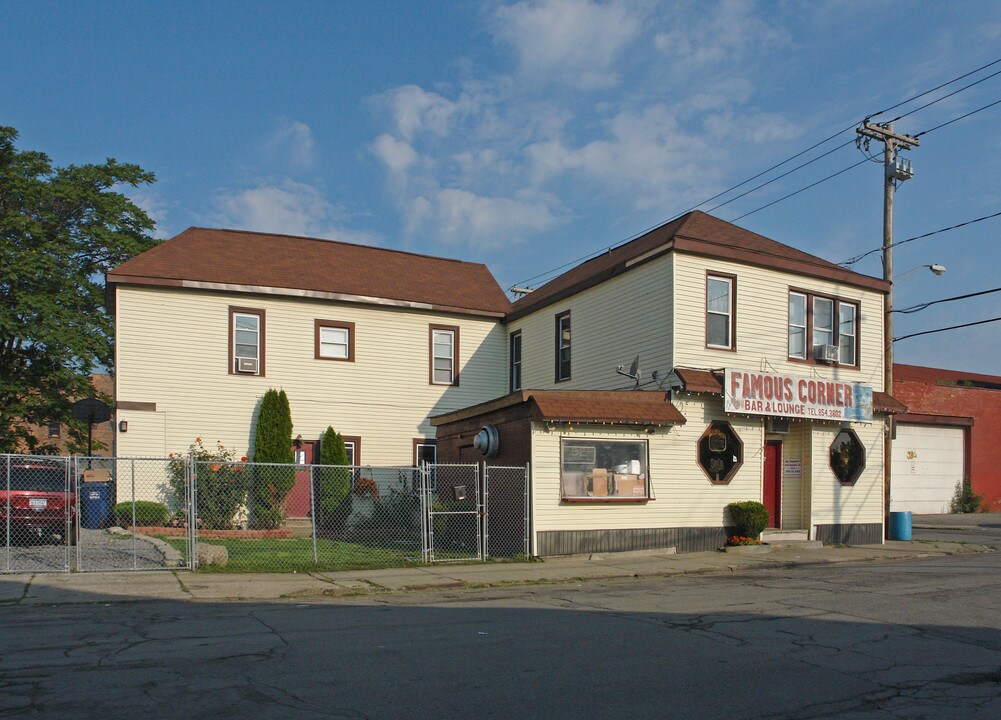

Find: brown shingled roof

[431,390,687,427]
[108,227,511,317]
[508,211,888,320]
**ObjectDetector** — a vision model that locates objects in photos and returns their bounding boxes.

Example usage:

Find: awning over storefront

[431,390,688,429]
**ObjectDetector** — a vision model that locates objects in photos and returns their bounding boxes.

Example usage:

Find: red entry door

[286,441,316,518]
[763,441,781,529]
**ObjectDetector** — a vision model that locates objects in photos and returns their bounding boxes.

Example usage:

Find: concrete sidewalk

[0,538,991,605]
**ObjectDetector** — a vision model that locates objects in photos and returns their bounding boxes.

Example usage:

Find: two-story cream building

[110,212,903,552]
[432,212,903,554]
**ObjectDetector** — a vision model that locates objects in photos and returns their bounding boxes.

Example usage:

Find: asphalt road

[3,526,1000,719]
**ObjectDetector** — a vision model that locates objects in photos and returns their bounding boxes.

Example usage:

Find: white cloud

[211,179,378,244]
[123,187,170,239]
[263,119,316,168]
[380,85,460,141]
[406,188,562,246]
[371,134,418,175]
[494,0,644,87]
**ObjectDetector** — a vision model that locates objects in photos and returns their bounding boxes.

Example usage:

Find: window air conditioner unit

[814,344,838,363]
[236,357,258,374]
[767,417,791,434]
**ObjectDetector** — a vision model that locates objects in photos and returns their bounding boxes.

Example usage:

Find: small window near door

[706,274,735,350]
[230,306,265,375]
[429,326,459,385]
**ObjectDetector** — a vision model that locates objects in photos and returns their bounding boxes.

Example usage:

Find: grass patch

[160,536,425,573]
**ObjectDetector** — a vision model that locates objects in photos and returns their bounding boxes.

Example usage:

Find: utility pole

[856,121,919,539]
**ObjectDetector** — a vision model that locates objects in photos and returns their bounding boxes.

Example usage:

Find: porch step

[285,518,314,539]
[761,529,822,549]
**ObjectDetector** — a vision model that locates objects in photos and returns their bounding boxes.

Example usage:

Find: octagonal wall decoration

[829,427,865,485]
[698,420,743,485]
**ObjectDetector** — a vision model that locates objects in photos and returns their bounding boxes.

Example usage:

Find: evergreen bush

[726,501,769,539]
[113,500,169,527]
[317,426,353,536]
[950,480,984,513]
[250,389,295,529]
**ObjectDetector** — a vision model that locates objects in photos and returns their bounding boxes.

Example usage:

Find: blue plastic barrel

[889,511,912,541]
[81,480,115,529]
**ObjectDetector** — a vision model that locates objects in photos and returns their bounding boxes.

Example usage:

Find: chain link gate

[482,463,530,558]
[421,463,482,563]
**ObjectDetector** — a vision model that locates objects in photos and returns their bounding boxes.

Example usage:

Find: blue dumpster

[889,511,912,541]
[81,480,115,529]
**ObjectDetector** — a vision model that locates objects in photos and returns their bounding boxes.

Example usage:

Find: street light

[895,263,946,284]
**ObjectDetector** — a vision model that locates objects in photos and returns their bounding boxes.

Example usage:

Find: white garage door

[891,424,965,514]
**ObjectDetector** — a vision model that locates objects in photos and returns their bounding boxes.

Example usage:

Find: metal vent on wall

[473,425,500,458]
[236,357,259,374]
[767,417,791,434]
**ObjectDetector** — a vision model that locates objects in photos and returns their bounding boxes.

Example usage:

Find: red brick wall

[894,364,1001,510]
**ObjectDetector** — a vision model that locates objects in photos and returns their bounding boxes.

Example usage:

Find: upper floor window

[706,274,735,350]
[509,330,522,392]
[315,320,355,362]
[555,311,571,382]
[788,291,858,367]
[429,325,459,385]
[230,307,265,375]
[47,422,61,438]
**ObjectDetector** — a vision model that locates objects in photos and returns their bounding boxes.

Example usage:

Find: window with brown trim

[229,306,265,375]
[788,290,859,367]
[509,330,522,392]
[706,273,736,350]
[342,435,362,466]
[315,320,355,362]
[47,422,61,438]
[555,311,571,382]
[560,437,650,502]
[413,438,436,466]
[429,325,459,385]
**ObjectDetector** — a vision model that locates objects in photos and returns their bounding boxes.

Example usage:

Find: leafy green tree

[317,426,353,536]
[250,388,295,528]
[0,126,156,452]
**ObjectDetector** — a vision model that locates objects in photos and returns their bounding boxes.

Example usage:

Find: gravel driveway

[1,528,178,573]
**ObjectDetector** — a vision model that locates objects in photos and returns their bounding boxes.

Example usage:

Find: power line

[893,286,1001,314]
[841,210,1001,266]
[880,67,1001,126]
[513,57,1001,290]
[894,315,1001,343]
[729,157,872,222]
[914,97,1001,138]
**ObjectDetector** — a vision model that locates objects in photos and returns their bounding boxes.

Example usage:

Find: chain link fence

[2,453,529,573]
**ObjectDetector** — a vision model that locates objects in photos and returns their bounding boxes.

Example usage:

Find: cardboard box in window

[82,469,111,483]
[591,469,608,497]
[613,474,645,497]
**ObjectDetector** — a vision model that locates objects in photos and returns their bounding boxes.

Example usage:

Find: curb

[107,527,183,567]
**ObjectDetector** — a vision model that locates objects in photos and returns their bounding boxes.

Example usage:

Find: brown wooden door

[287,441,315,518]
[763,441,781,529]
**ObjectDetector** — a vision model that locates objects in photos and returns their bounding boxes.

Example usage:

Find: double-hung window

[555,312,571,382]
[430,325,459,385]
[788,291,859,366]
[230,307,265,375]
[706,274,735,350]
[509,330,522,392]
[315,320,355,362]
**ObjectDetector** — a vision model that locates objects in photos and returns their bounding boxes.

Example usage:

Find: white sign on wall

[724,369,873,423]
[784,458,802,478]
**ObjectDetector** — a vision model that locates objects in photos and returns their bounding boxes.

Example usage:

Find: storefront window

[698,421,743,485]
[560,438,648,500]
[829,428,865,485]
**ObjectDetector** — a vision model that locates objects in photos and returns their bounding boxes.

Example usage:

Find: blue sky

[4,0,1000,374]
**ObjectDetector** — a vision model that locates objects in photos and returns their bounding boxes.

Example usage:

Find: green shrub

[114,501,169,527]
[250,389,295,529]
[316,426,353,536]
[950,480,984,513]
[727,501,769,538]
[166,439,249,529]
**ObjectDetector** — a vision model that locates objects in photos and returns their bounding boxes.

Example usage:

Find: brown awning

[672,367,724,394]
[872,391,908,415]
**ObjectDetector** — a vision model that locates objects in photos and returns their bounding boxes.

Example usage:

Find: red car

[1,461,77,545]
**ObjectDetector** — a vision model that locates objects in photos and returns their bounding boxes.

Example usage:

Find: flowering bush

[166,438,250,530]
[726,535,763,546]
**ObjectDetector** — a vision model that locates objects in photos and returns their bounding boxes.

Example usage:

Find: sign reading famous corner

[724,369,873,423]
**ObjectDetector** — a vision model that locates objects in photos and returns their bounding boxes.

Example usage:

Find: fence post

[482,463,489,560]
[309,465,318,565]
[5,455,10,573]
[72,456,80,572]
[475,463,483,562]
[188,452,198,570]
[64,457,71,572]
[524,462,531,558]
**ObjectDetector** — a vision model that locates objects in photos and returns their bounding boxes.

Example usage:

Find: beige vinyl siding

[809,422,884,527]
[508,254,673,391]
[673,253,885,391]
[772,421,810,529]
[115,285,506,464]
[530,395,761,534]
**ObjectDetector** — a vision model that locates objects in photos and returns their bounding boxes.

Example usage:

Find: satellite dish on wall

[473,425,500,458]
[615,355,641,388]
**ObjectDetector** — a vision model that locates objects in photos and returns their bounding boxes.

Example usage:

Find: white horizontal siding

[809,422,884,526]
[673,253,884,391]
[115,285,506,464]
[530,395,763,533]
[508,255,673,391]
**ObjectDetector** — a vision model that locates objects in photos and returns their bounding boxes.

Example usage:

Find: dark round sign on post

[71,398,112,424]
